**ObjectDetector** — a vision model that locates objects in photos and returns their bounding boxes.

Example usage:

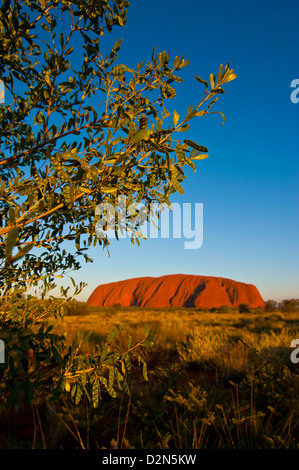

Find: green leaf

[108,367,114,390]
[143,361,148,381]
[100,187,118,193]
[210,73,215,88]
[108,329,117,343]
[79,186,91,194]
[166,72,183,83]
[146,334,155,344]
[190,154,209,160]
[210,110,226,125]
[207,97,219,110]
[184,140,209,153]
[195,110,208,117]
[217,64,223,84]
[195,75,209,90]
[173,110,179,127]
[176,145,185,167]
[105,368,117,398]
[82,330,93,345]
[114,368,124,390]
[9,207,15,222]
[44,74,51,87]
[52,345,62,363]
[133,128,150,144]
[75,383,83,405]
[12,243,34,262]
[224,61,231,74]
[77,331,83,344]
[171,178,184,195]
[210,87,225,94]
[185,158,196,172]
[5,227,19,260]
[185,105,198,122]
[141,339,155,347]
[173,56,180,69]
[92,377,100,408]
[80,373,87,387]
[222,71,237,83]
[53,376,67,400]
[176,124,190,132]
[186,105,193,116]
[178,59,190,69]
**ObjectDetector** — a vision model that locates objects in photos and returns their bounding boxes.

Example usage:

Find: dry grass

[54,307,299,360]
[2,305,298,449]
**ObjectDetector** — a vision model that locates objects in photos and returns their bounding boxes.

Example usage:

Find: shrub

[239,303,251,313]
[217,305,231,313]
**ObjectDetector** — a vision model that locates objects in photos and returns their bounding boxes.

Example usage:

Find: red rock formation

[87,274,265,309]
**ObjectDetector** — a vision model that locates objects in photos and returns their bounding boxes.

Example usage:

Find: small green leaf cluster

[0,290,155,409]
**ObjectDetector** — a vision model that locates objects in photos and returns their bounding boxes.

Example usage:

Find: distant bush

[209,305,235,313]
[278,299,299,312]
[64,301,93,316]
[239,303,251,313]
[265,300,278,312]
[217,305,231,313]
[113,303,122,309]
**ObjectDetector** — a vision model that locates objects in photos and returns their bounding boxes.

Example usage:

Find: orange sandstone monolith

[87,274,265,309]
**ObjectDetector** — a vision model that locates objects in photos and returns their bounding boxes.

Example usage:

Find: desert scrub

[239,328,298,364]
[229,364,299,448]
[164,382,208,415]
[162,383,215,449]
[177,326,230,367]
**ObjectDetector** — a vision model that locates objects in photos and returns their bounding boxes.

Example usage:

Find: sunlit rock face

[87,274,265,308]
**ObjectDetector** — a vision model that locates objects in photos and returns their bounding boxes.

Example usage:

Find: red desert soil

[87,274,265,309]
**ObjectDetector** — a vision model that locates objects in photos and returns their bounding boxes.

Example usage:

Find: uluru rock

[87,274,265,309]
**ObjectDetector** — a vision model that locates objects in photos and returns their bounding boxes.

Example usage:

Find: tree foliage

[0,0,236,289]
[0,0,236,409]
[0,288,155,409]
[265,300,278,312]
[278,299,299,312]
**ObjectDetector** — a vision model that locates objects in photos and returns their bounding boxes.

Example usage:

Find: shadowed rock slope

[87,274,265,308]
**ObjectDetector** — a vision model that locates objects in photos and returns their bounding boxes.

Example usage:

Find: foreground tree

[0,0,236,410]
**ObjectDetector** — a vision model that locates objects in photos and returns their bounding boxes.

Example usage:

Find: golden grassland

[56,305,299,365]
[1,304,299,449]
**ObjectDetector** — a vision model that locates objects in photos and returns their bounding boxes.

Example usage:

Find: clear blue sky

[50,0,299,303]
